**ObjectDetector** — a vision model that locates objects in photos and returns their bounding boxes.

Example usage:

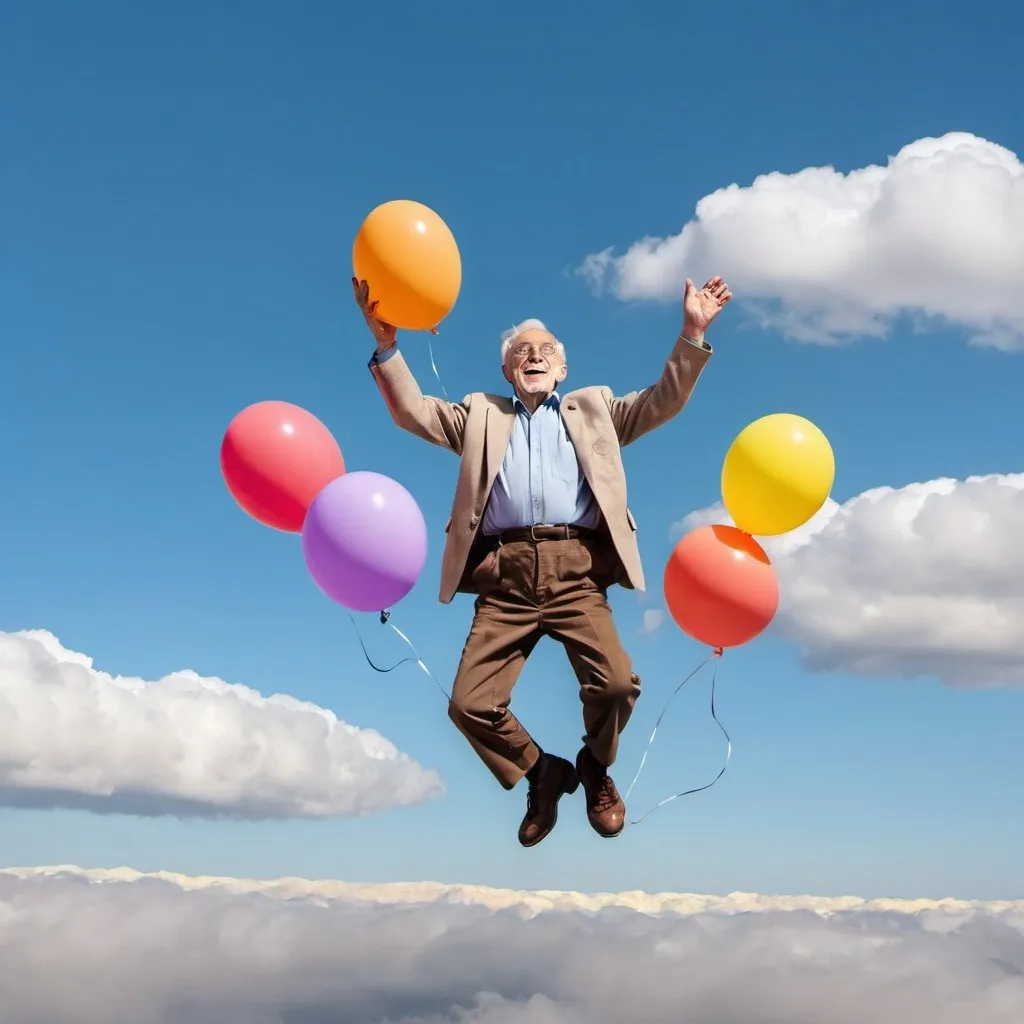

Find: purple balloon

[301,471,428,612]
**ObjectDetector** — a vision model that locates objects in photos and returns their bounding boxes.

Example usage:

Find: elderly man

[354,274,731,846]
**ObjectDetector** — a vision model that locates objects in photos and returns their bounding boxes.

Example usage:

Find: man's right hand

[352,277,397,353]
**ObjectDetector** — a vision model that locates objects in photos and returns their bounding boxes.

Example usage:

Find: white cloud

[637,608,666,636]
[673,473,1024,686]
[0,630,443,817]
[1,866,1022,1023]
[579,132,1024,349]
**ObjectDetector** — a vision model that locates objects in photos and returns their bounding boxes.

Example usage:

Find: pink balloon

[221,401,345,532]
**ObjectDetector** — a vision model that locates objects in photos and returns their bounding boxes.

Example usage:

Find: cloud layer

[579,132,1024,349]
[0,630,443,817]
[1,866,1022,1023]
[674,472,1024,686]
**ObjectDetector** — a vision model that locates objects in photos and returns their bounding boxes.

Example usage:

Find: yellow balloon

[721,413,835,536]
[352,199,462,331]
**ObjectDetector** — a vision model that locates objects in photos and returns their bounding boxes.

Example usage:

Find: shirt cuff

[679,333,712,353]
[368,344,399,368]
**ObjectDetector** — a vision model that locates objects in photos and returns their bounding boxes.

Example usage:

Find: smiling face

[502,329,567,401]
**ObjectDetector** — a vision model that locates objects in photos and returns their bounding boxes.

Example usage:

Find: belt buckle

[528,524,570,542]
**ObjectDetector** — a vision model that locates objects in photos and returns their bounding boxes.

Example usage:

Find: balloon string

[625,647,731,826]
[346,610,451,700]
[426,335,450,400]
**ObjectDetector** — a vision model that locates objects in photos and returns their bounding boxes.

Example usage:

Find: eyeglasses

[512,341,557,358]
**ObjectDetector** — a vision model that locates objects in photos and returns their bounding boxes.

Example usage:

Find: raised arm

[354,277,468,454]
[369,345,469,454]
[608,275,732,447]
[608,333,712,446]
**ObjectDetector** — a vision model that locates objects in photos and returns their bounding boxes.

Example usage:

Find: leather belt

[489,524,597,545]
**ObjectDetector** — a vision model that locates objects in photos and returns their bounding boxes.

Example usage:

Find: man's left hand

[682,276,732,338]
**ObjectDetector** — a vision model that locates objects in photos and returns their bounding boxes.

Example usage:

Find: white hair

[500,318,566,363]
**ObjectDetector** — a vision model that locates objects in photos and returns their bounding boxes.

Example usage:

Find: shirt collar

[512,391,560,413]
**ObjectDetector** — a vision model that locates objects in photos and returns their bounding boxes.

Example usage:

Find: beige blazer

[370,335,712,604]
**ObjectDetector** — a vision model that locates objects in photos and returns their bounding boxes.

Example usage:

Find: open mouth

[523,368,546,377]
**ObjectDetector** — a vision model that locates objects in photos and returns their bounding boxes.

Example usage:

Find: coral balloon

[663,525,779,649]
[220,401,345,533]
[301,471,428,612]
[721,413,835,536]
[352,199,462,331]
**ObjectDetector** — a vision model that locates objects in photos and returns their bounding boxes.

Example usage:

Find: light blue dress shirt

[369,345,598,533]
[481,392,598,534]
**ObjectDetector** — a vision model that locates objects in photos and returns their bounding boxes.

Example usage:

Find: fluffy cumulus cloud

[0,866,1022,1023]
[0,630,442,817]
[579,132,1024,349]
[673,472,1024,686]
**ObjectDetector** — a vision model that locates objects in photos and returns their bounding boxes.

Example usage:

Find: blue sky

[2,0,1022,902]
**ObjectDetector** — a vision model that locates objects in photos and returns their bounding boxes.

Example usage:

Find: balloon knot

[712,646,724,657]
[379,610,391,625]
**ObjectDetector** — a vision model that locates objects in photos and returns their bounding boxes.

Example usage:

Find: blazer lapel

[484,398,516,485]
[559,395,597,487]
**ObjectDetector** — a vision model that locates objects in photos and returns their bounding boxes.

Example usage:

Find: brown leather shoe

[575,747,625,837]
[518,753,580,847]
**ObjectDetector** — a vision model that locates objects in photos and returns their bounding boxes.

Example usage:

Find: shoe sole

[589,819,624,838]
[519,768,581,848]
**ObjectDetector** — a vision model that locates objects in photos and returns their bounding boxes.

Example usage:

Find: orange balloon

[352,200,462,331]
[663,525,779,649]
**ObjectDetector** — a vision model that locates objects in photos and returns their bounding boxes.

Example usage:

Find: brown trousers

[447,533,641,790]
